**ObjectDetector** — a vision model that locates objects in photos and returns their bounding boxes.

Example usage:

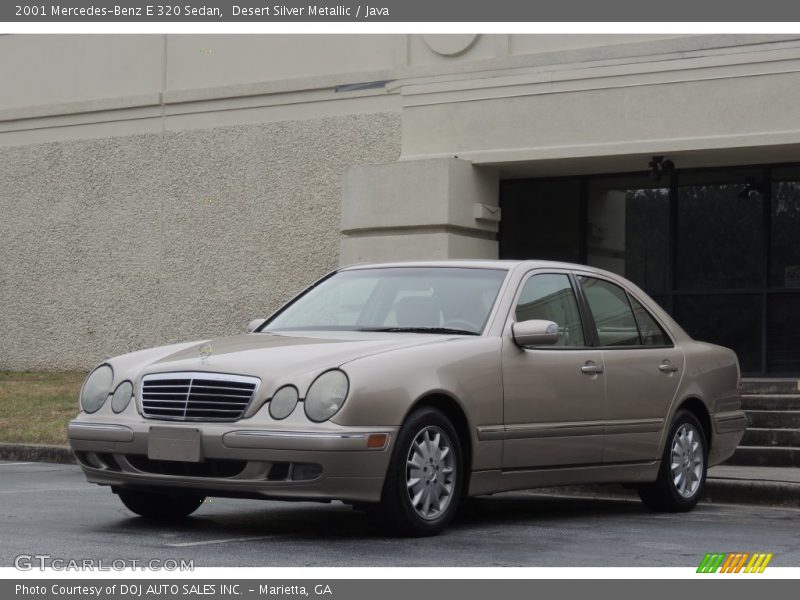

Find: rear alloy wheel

[378,407,463,536]
[639,410,707,512]
[117,489,205,519]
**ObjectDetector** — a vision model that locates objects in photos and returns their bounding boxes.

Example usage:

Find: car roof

[340,259,595,272]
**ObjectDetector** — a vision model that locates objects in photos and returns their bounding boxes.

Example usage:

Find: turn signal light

[367,434,388,449]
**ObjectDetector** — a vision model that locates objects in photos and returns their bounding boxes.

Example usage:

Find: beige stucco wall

[4,33,800,370]
[0,112,401,370]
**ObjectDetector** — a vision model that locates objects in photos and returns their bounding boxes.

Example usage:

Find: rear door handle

[581,361,604,375]
[659,360,679,373]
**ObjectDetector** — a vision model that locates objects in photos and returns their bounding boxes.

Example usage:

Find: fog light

[293,464,323,481]
[84,452,103,469]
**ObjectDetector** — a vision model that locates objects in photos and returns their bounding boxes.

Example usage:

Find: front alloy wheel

[406,426,457,520]
[639,409,707,512]
[378,407,464,536]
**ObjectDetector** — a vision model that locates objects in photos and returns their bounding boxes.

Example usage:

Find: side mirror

[512,319,560,347]
[246,318,267,333]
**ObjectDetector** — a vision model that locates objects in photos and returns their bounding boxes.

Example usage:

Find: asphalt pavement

[1,461,798,567]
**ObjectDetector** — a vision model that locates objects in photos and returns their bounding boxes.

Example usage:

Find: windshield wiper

[360,327,479,336]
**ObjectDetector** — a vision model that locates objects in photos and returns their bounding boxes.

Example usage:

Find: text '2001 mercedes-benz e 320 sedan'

[69,260,746,536]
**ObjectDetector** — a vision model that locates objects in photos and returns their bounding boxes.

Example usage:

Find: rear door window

[629,296,670,346]
[577,276,641,347]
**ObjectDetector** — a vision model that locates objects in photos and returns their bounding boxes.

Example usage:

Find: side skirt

[467,461,660,497]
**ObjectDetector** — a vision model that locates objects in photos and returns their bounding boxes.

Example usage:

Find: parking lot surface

[1,461,798,567]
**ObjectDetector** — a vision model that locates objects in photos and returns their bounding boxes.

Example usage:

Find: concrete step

[702,478,800,508]
[744,410,800,429]
[741,428,800,447]
[741,379,800,395]
[726,446,800,467]
[741,394,800,410]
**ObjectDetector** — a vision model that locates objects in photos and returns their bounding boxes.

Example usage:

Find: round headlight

[304,370,349,422]
[111,381,134,414]
[268,386,299,420]
[80,365,113,413]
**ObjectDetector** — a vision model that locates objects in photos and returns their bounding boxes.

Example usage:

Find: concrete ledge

[163,68,393,104]
[0,93,161,123]
[340,230,498,265]
[0,443,75,464]
[341,158,499,234]
[339,158,500,264]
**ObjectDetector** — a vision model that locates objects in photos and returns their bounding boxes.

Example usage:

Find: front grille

[140,372,259,421]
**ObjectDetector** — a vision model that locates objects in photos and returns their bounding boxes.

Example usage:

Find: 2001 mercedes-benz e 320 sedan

[69,260,746,536]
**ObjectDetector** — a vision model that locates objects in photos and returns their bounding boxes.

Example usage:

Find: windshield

[263,267,508,335]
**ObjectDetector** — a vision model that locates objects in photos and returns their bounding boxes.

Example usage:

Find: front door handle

[581,361,604,375]
[659,360,679,373]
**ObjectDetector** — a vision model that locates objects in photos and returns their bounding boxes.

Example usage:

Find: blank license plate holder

[147,427,202,463]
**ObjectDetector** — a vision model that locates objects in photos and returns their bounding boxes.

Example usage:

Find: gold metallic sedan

[69,260,746,536]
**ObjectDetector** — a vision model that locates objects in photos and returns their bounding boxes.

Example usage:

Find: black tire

[117,489,205,519]
[638,409,707,512]
[377,407,464,537]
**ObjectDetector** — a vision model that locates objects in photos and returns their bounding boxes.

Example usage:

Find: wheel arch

[674,396,713,450]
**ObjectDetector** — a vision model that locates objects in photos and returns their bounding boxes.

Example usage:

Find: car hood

[108,331,456,389]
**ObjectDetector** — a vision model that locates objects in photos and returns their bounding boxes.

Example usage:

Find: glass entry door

[500,164,800,375]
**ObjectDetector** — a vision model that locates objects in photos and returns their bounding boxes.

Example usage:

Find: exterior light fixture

[649,156,675,181]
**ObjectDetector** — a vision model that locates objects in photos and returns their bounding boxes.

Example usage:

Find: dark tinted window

[586,177,670,293]
[579,276,640,347]
[674,294,762,373]
[515,274,585,347]
[676,171,765,290]
[501,180,582,262]
[767,295,800,373]
[771,168,800,289]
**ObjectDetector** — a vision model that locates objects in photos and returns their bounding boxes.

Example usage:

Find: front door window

[515,273,584,347]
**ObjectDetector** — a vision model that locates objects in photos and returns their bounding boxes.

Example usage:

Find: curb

[0,443,75,464]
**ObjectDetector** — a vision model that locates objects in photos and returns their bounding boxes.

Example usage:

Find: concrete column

[339,158,499,265]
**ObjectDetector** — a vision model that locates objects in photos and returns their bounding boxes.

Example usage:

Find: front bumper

[68,419,397,503]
